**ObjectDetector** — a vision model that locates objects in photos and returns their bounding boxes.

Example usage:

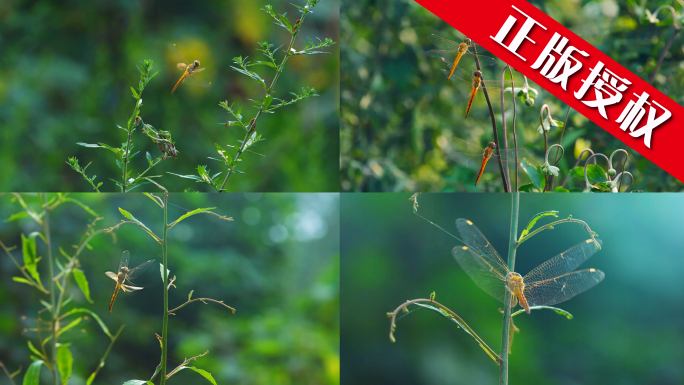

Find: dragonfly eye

[194,60,200,67]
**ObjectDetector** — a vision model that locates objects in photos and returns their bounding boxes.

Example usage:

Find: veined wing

[121,283,144,292]
[524,268,605,308]
[523,239,604,307]
[117,250,130,272]
[105,271,118,281]
[452,219,510,303]
[523,239,602,284]
[125,259,155,281]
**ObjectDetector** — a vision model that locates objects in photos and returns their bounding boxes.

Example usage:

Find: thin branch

[517,216,600,249]
[168,298,236,316]
[0,360,18,385]
[104,221,162,244]
[387,297,500,364]
[87,325,125,384]
[166,351,210,379]
[471,43,509,192]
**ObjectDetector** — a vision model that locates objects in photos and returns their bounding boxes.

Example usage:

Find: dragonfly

[446,68,508,118]
[171,43,212,94]
[450,137,526,185]
[105,251,155,313]
[426,34,497,80]
[452,218,604,314]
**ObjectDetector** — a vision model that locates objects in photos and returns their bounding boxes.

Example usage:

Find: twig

[387,297,501,363]
[168,298,236,316]
[166,351,210,379]
[649,6,681,84]
[471,43,509,192]
[87,325,125,384]
[0,360,18,385]
[517,216,600,249]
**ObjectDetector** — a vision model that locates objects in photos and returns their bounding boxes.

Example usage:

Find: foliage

[171,0,336,192]
[0,0,339,192]
[340,0,683,192]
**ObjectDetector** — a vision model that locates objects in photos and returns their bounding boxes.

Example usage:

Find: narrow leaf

[60,308,111,338]
[22,360,43,385]
[73,269,94,303]
[520,211,559,238]
[57,345,73,385]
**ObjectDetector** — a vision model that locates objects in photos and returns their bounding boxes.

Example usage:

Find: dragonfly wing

[121,284,144,292]
[427,34,462,49]
[105,271,118,281]
[524,268,605,307]
[117,251,130,272]
[177,63,188,71]
[523,239,603,284]
[125,259,155,280]
[451,218,510,303]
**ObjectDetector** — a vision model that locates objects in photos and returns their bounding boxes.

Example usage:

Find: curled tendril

[544,144,564,166]
[583,153,610,191]
[613,171,634,192]
[650,5,681,29]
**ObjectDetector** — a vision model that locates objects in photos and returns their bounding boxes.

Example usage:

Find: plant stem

[650,26,680,85]
[500,192,519,385]
[471,43,509,192]
[41,194,59,385]
[122,130,133,193]
[88,325,125,383]
[160,192,169,385]
[499,66,512,191]
[220,9,311,191]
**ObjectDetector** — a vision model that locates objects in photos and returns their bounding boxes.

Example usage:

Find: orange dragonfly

[171,43,212,94]
[426,34,497,80]
[452,219,604,314]
[105,251,155,313]
[446,68,508,118]
[450,137,526,185]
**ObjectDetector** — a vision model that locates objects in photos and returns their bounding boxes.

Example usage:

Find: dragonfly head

[463,38,472,46]
[193,60,200,68]
[487,142,496,150]
[505,272,524,293]
[473,70,483,79]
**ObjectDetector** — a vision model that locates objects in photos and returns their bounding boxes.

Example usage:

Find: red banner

[415,0,684,183]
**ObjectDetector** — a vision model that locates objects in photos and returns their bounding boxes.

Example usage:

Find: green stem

[88,325,125,383]
[219,8,311,191]
[500,192,519,385]
[517,217,599,248]
[122,130,133,193]
[41,194,59,385]
[160,192,169,385]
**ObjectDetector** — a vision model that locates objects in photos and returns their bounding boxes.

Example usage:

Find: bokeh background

[341,193,684,384]
[340,0,684,192]
[0,193,339,384]
[0,0,339,192]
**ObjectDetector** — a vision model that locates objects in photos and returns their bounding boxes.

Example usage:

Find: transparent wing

[177,63,188,71]
[121,284,144,292]
[426,34,497,68]
[523,239,603,284]
[117,251,130,272]
[185,68,211,87]
[524,268,605,307]
[105,271,118,281]
[451,218,510,303]
[523,238,604,307]
[125,259,155,281]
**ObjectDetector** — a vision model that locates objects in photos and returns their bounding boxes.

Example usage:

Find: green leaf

[27,341,43,359]
[86,372,97,385]
[60,308,111,338]
[569,166,585,179]
[188,290,194,301]
[263,95,273,109]
[512,305,573,319]
[520,211,559,238]
[22,233,41,286]
[168,208,217,229]
[122,381,153,385]
[98,142,125,158]
[22,360,43,385]
[279,13,293,33]
[146,152,153,165]
[174,367,217,385]
[57,345,73,385]
[586,164,608,183]
[12,276,33,285]
[76,143,104,148]
[517,183,539,192]
[520,159,544,191]
[552,186,569,192]
[131,87,139,99]
[72,269,93,303]
[5,212,29,222]
[167,172,203,182]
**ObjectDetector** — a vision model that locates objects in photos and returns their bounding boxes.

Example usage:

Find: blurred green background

[0,193,339,384]
[341,193,684,384]
[0,0,339,192]
[340,0,684,192]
